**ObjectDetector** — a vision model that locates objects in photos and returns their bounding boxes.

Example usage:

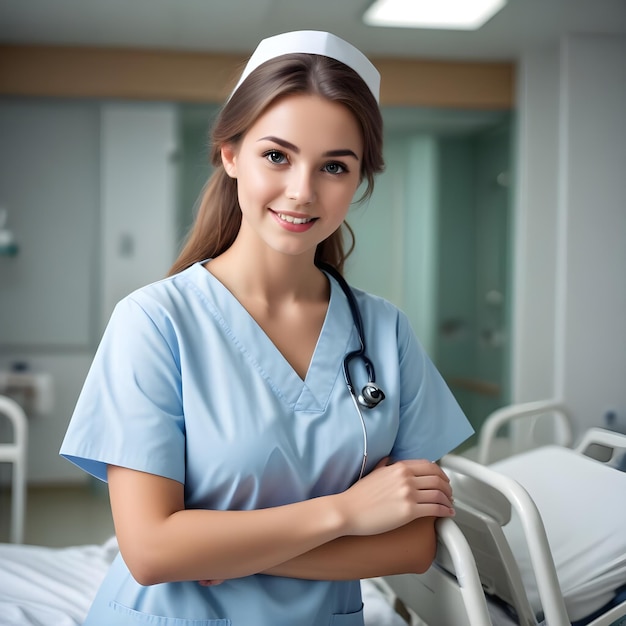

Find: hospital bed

[385,426,626,626]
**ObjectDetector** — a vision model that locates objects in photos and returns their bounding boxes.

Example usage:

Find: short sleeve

[60,296,185,483]
[390,312,474,462]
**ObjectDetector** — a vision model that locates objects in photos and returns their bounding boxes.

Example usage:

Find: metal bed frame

[0,394,28,544]
[386,425,626,626]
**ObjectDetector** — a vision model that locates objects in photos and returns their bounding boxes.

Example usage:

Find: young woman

[61,30,473,626]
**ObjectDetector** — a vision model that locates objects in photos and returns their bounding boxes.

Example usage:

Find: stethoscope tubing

[316,262,382,481]
[348,389,369,481]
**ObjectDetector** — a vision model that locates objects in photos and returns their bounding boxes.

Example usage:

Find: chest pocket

[329,602,364,625]
[110,601,230,625]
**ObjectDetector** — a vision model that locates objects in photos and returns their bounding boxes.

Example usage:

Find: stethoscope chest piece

[358,382,385,409]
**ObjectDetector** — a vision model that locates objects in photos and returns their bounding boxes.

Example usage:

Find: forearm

[263,517,437,580]
[109,459,452,586]
[152,503,346,583]
[109,467,347,586]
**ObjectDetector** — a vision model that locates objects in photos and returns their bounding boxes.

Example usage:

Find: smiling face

[220,94,364,263]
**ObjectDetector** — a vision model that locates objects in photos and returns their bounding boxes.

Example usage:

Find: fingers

[393,458,450,482]
[412,474,453,501]
[414,487,454,509]
[383,459,456,512]
[383,460,453,501]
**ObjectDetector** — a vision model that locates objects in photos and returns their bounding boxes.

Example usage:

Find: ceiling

[1,0,625,62]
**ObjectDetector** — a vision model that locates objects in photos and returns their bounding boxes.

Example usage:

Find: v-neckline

[189,262,355,411]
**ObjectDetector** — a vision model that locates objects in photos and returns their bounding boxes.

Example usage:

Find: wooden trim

[375,57,514,109]
[0,45,246,103]
[0,44,514,109]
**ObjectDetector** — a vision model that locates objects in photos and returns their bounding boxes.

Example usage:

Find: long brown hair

[168,53,384,276]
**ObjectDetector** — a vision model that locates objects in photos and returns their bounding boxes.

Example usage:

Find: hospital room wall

[0,102,441,485]
[347,128,513,436]
[0,102,499,484]
[1,33,625,483]
[0,100,180,484]
[512,33,626,439]
[346,133,438,355]
[0,100,100,485]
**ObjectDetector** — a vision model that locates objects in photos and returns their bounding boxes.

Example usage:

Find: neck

[206,243,327,306]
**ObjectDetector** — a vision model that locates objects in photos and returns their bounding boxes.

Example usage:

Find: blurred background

[0,0,624,544]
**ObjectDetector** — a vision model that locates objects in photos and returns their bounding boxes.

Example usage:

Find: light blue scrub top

[60,261,473,626]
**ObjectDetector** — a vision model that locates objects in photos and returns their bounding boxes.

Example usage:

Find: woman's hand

[336,458,454,537]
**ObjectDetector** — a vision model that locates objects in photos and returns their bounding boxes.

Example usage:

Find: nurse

[61,30,473,625]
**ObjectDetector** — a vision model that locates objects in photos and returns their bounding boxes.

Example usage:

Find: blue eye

[323,162,347,175]
[264,150,287,164]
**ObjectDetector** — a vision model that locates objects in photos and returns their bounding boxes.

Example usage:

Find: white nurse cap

[229,30,380,103]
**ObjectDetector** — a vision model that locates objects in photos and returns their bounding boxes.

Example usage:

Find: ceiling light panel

[363,0,508,30]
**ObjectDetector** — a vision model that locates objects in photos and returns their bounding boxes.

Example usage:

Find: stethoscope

[317,263,386,480]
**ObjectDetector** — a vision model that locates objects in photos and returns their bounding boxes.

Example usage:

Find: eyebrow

[258,136,359,160]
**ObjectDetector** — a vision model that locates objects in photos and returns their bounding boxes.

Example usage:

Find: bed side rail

[0,394,28,544]
[476,399,574,464]
[575,427,626,468]
[441,453,571,626]
[385,517,493,626]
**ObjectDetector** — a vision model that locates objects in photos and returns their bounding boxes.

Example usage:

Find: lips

[275,212,315,225]
[270,209,318,232]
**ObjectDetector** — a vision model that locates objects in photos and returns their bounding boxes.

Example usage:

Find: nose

[286,167,316,205]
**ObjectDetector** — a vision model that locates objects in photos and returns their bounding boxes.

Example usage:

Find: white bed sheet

[491,445,626,622]
[0,537,411,626]
[0,537,118,626]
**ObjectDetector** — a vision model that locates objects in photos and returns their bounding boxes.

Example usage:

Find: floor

[0,479,115,547]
